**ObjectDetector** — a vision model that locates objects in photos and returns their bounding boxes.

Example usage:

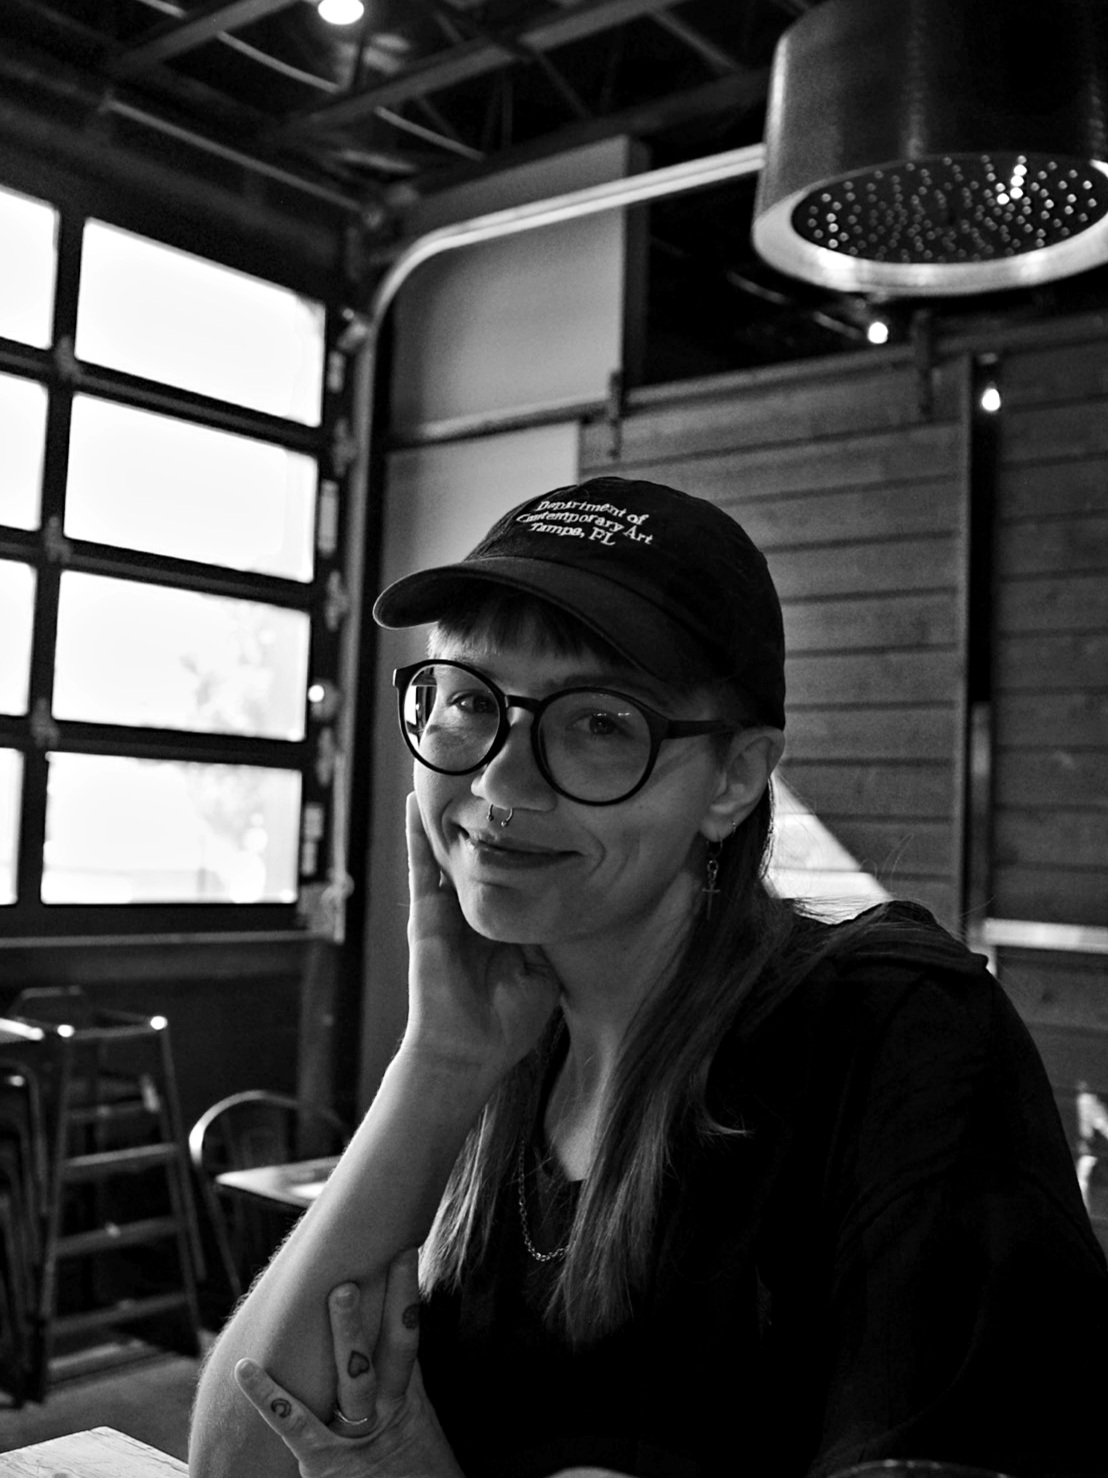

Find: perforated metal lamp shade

[752,0,1108,295]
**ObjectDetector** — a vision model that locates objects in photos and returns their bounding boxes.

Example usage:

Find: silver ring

[486,804,513,828]
[333,1405,372,1427]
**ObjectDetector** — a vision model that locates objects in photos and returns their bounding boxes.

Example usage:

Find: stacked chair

[0,988,203,1403]
[0,1051,46,1405]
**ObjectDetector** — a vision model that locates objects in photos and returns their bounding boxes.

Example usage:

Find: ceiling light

[317,0,364,24]
[753,0,1108,295]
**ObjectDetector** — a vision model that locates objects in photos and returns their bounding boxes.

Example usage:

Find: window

[65,398,317,580]
[0,187,57,348]
[0,183,350,933]
[0,561,35,717]
[77,222,324,424]
[0,375,47,529]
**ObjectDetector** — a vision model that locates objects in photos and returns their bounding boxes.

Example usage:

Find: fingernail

[331,1283,357,1309]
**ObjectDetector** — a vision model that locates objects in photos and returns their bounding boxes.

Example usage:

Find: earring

[703,839,723,917]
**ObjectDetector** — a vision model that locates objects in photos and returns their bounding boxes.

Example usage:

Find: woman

[190,477,1108,1478]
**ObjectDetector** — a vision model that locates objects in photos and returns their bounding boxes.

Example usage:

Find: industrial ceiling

[3,0,1108,378]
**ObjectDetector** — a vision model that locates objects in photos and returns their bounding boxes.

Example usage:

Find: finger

[328,1282,378,1430]
[374,1247,421,1408]
[405,792,443,901]
[234,1357,332,1460]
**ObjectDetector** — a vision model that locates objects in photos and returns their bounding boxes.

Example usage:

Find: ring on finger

[334,1405,372,1428]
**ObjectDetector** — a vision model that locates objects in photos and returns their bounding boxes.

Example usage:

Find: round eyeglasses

[393,659,734,806]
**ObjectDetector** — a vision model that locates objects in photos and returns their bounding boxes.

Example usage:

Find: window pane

[65,397,316,581]
[0,750,21,905]
[0,187,57,348]
[53,573,310,741]
[76,223,324,425]
[0,375,47,530]
[43,754,301,904]
[0,562,36,716]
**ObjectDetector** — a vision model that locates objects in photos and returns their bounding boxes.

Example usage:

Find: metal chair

[188,1090,350,1301]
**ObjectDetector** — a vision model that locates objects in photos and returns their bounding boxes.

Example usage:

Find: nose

[471,710,555,813]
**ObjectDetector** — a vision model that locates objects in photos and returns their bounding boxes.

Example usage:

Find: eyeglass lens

[402,662,656,803]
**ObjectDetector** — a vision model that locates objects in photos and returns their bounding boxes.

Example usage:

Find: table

[216,1155,340,1209]
[0,1426,187,1475]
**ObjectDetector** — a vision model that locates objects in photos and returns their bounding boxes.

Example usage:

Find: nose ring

[487,804,513,828]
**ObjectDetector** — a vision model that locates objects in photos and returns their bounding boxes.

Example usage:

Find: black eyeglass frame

[392,658,736,806]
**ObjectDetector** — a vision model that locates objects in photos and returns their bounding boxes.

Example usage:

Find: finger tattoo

[270,1398,292,1419]
[347,1350,371,1378]
[402,1303,420,1331]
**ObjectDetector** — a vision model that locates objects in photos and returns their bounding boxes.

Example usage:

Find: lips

[466,827,556,854]
[456,822,574,868]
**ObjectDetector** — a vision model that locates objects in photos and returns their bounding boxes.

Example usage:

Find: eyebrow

[434,647,676,708]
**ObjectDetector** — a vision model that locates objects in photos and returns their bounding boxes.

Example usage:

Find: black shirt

[420,906,1108,1478]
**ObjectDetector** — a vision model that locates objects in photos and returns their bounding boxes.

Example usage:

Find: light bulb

[318,0,364,24]
[866,318,890,345]
[980,382,1002,414]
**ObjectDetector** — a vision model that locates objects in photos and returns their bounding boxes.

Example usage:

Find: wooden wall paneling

[995,691,1108,749]
[995,869,1108,927]
[1003,456,1108,520]
[581,351,964,467]
[997,572,1108,633]
[781,706,957,762]
[582,427,963,507]
[784,650,962,708]
[1000,950,1108,1036]
[996,634,1108,692]
[784,591,959,654]
[1000,338,1108,408]
[991,335,1108,935]
[1001,396,1108,463]
[999,512,1108,576]
[994,749,1108,811]
[581,351,970,930]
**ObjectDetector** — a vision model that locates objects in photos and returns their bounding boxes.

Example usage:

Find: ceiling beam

[110,0,301,78]
[386,66,769,204]
[648,12,741,74]
[277,0,691,136]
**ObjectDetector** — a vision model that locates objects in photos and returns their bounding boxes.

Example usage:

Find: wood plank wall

[580,351,969,931]
[985,328,1108,1249]
[576,319,1108,1245]
[992,336,1108,929]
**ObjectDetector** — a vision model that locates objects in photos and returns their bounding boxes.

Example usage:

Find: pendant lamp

[752,0,1108,294]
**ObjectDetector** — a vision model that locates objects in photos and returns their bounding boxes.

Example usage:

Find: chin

[458,889,553,946]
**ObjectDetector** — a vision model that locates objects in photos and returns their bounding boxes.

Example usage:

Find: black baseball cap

[372,476,786,728]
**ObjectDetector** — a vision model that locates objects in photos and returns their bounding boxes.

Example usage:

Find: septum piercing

[486,805,513,828]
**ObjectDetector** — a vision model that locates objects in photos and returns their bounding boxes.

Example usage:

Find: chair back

[188,1090,350,1303]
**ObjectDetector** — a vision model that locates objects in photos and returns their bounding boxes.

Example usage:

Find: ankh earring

[703,839,723,917]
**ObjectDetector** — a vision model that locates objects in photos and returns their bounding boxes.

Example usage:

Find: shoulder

[771,900,997,1040]
[714,901,1033,1121]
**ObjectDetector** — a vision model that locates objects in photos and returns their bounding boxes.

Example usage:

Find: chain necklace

[516,1139,569,1264]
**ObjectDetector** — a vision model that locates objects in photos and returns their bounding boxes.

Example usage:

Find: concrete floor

[0,1334,213,1463]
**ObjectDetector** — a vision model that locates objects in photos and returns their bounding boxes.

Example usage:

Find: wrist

[390,1037,504,1109]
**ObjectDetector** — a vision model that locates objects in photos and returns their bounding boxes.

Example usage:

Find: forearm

[189,1046,495,1478]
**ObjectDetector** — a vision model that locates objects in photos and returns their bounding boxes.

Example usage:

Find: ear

[700,727,784,841]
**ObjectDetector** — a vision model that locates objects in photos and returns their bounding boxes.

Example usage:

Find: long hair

[417,589,861,1342]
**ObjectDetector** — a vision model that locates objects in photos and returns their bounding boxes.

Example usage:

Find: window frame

[0,184,353,938]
